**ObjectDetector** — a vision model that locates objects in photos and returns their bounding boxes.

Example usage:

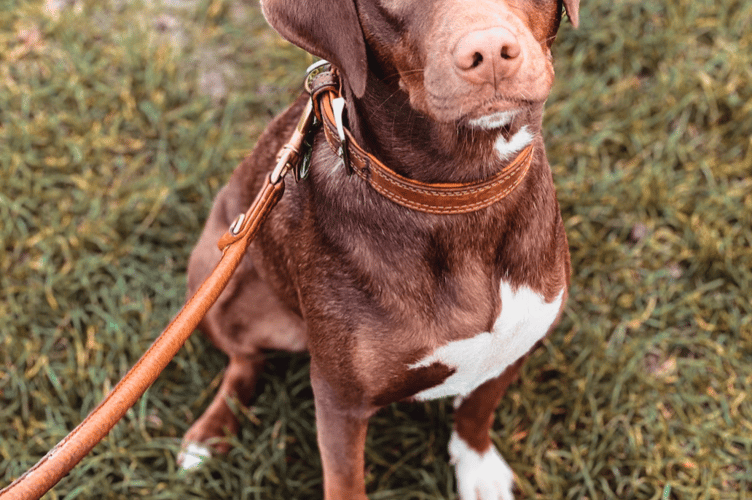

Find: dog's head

[261,0,578,128]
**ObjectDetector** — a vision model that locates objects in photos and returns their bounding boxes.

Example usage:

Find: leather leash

[0,61,534,500]
[0,87,314,500]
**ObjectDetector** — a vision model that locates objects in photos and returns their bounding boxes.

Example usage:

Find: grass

[1,0,750,498]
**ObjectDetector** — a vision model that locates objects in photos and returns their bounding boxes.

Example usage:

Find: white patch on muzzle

[468,110,518,130]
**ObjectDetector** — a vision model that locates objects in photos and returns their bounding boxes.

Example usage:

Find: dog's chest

[409,281,563,401]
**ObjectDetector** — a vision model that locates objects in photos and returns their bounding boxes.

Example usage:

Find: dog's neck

[342,73,546,185]
[305,70,563,302]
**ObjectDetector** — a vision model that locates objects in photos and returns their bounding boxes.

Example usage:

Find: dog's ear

[562,0,580,28]
[260,0,368,97]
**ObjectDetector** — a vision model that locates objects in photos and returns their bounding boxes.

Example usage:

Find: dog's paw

[177,442,212,471]
[449,432,514,500]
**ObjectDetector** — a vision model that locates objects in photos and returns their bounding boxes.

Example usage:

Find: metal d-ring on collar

[305,59,331,86]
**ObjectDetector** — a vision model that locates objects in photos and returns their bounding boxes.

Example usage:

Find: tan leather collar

[307,66,535,215]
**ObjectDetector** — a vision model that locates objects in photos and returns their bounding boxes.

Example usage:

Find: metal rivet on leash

[229,213,245,235]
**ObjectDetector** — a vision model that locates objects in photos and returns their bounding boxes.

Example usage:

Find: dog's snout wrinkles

[453,27,522,86]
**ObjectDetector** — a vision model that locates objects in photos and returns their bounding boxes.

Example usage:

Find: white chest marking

[494,125,533,161]
[410,282,563,401]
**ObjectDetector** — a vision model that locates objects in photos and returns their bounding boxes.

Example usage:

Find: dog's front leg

[450,358,526,500]
[310,361,370,500]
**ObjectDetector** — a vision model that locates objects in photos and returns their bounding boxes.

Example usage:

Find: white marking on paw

[177,442,212,471]
[449,432,514,500]
[494,126,533,161]
[410,283,563,401]
[468,110,519,130]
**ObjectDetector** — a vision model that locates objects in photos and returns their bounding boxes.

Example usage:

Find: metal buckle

[305,59,331,94]
[331,97,351,173]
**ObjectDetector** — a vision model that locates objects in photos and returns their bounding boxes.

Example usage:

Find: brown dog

[178,0,579,498]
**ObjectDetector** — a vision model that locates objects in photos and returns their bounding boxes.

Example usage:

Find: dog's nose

[453,27,523,85]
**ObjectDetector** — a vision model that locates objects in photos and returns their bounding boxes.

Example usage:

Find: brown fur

[181,0,579,498]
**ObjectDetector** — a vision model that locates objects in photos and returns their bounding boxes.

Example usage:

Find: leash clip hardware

[331,97,351,174]
[271,98,317,184]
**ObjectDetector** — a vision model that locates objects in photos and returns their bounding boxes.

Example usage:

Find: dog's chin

[451,97,531,129]
[465,109,521,131]
[457,108,536,162]
[456,107,525,144]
